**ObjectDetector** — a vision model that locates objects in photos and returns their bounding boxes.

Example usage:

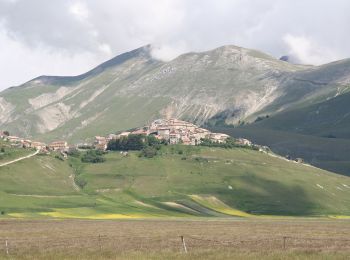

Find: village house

[7,136,21,143]
[236,138,252,146]
[31,141,47,150]
[131,127,149,136]
[107,134,118,140]
[157,128,170,139]
[108,118,232,147]
[169,130,181,144]
[49,141,68,151]
[94,136,108,151]
[209,133,230,143]
[117,132,131,139]
[21,139,32,148]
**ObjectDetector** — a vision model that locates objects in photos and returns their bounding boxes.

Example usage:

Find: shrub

[55,155,64,161]
[0,147,4,153]
[140,146,158,158]
[81,150,106,163]
[108,135,162,151]
[75,177,87,189]
[67,148,81,157]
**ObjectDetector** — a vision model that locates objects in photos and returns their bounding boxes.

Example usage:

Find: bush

[81,150,106,163]
[0,147,4,153]
[140,146,158,158]
[55,155,64,161]
[67,148,81,157]
[108,135,162,151]
[75,177,87,189]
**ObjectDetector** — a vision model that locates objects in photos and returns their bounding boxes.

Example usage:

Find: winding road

[0,149,39,167]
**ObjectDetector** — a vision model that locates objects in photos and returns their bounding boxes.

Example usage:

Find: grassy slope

[211,127,350,177]
[253,91,350,139]
[211,90,350,176]
[0,140,34,164]
[0,146,349,219]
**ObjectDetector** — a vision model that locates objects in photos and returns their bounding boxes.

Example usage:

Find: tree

[126,134,146,150]
[81,150,106,163]
[140,146,157,158]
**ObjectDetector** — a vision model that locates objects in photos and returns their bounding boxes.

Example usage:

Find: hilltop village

[0,119,253,154]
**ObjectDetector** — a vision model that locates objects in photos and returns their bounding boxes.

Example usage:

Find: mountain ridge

[0,44,349,146]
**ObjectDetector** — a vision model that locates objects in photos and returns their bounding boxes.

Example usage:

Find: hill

[211,88,350,176]
[1,44,350,176]
[0,44,333,143]
[0,146,349,219]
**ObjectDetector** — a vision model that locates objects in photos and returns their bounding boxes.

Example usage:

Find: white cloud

[0,0,350,90]
[283,34,341,65]
[0,24,107,89]
[69,1,89,21]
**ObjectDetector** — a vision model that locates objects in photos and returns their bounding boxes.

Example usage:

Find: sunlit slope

[0,45,306,143]
[1,146,349,219]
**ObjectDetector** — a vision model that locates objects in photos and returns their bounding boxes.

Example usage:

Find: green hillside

[0,146,349,219]
[0,140,33,164]
[211,88,350,176]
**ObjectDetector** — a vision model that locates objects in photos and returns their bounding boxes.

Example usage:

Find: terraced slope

[0,146,349,219]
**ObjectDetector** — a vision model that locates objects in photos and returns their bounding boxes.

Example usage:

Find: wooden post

[180,236,187,253]
[98,234,102,252]
[5,240,9,255]
[283,236,287,250]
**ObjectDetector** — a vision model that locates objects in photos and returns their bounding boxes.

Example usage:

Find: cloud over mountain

[0,0,350,90]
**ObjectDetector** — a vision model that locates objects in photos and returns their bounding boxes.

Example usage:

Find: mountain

[1,44,350,175]
[0,44,311,142]
[1,146,349,218]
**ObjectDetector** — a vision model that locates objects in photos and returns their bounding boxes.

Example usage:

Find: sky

[0,0,349,90]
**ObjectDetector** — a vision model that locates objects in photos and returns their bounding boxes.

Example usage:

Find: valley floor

[0,219,349,259]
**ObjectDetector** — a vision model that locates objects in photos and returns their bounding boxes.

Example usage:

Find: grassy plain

[0,219,349,259]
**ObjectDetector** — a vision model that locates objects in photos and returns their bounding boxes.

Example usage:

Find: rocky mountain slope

[0,45,349,143]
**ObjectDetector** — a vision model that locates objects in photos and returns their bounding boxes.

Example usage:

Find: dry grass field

[0,219,349,259]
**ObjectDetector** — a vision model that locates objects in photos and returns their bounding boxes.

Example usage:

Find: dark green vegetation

[199,137,259,150]
[107,134,162,151]
[108,134,162,158]
[0,146,349,219]
[81,150,106,163]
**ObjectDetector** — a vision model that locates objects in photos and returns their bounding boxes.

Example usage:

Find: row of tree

[107,134,164,158]
[199,137,259,150]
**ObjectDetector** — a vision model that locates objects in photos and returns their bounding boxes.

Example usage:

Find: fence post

[98,234,102,252]
[5,240,9,255]
[283,236,287,250]
[180,236,188,253]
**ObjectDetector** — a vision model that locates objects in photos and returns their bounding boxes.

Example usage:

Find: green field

[0,140,33,164]
[0,146,349,219]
